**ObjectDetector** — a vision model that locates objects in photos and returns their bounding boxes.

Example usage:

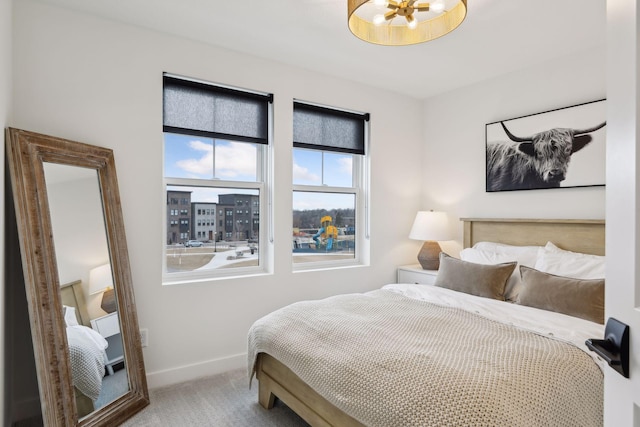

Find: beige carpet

[122,368,309,426]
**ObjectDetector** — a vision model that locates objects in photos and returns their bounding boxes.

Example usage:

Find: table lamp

[409,211,450,270]
[89,263,117,313]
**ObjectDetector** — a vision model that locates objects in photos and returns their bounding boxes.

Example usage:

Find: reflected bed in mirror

[61,280,129,417]
[6,128,149,426]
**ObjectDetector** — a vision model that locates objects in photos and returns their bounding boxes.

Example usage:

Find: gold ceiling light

[348,0,467,46]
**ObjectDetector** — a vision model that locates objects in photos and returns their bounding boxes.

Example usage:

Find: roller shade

[293,102,369,155]
[163,75,272,144]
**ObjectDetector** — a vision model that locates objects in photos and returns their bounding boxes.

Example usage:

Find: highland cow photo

[486,99,606,192]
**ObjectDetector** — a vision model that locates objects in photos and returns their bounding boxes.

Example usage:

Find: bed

[248,218,606,427]
[61,280,109,418]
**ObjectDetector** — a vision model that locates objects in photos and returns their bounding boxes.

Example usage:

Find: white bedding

[249,284,604,426]
[385,283,606,368]
[67,325,108,401]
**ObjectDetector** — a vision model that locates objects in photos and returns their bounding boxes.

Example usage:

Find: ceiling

[35,0,606,99]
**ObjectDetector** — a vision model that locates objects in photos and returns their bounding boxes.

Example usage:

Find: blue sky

[292,149,352,188]
[165,133,355,209]
[293,191,355,212]
[292,149,355,210]
[164,133,257,181]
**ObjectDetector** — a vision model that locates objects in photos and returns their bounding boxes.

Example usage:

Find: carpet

[122,368,309,426]
[95,367,129,409]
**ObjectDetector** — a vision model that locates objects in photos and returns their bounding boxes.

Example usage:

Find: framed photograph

[486,99,606,192]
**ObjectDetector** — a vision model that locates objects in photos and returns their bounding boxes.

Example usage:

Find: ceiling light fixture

[348,0,467,46]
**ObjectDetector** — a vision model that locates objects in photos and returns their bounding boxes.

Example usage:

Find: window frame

[162,74,273,284]
[292,100,370,271]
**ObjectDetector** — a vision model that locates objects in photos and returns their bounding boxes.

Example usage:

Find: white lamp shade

[409,211,451,241]
[89,263,114,295]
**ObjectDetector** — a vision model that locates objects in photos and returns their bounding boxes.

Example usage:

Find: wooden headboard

[461,218,605,256]
[60,280,91,327]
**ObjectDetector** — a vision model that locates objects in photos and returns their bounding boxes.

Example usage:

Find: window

[163,74,272,283]
[292,101,369,268]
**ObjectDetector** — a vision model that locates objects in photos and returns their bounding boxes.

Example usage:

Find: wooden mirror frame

[5,128,149,426]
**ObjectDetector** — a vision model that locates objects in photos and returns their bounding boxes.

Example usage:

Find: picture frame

[485,99,606,192]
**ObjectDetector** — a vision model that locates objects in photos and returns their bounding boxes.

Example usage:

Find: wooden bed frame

[255,218,606,426]
[60,279,91,327]
[462,218,605,256]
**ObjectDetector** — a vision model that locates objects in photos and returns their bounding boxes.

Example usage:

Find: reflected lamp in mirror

[89,263,117,313]
[409,211,451,270]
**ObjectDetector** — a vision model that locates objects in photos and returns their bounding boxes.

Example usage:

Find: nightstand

[91,312,124,375]
[397,264,439,285]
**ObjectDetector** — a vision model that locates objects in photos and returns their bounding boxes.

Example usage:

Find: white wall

[422,46,606,253]
[45,172,111,320]
[1,0,12,422]
[11,0,424,387]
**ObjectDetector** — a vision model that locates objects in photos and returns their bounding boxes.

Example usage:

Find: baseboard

[146,352,247,389]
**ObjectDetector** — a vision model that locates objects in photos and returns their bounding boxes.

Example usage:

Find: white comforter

[67,325,108,401]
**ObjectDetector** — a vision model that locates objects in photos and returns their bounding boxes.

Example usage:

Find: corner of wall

[2,0,14,424]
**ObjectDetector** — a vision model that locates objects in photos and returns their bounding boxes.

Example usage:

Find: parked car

[184,240,203,247]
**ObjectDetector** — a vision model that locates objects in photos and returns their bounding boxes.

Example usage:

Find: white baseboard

[145,352,247,389]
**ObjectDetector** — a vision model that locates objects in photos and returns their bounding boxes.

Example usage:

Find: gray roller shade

[163,75,272,144]
[294,102,368,155]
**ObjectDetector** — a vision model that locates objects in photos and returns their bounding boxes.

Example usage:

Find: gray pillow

[434,253,516,300]
[517,266,604,324]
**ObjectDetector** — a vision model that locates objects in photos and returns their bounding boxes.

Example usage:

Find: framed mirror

[5,128,149,426]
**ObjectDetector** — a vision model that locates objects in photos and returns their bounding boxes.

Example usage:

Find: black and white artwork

[486,99,606,192]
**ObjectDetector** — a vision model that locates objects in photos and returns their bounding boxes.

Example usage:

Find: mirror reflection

[43,162,130,418]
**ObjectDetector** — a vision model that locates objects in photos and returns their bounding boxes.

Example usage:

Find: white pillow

[63,305,80,327]
[473,242,542,264]
[534,241,605,279]
[460,247,539,301]
[461,247,521,264]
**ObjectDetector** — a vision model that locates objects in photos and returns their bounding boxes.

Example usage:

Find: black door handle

[586,317,629,378]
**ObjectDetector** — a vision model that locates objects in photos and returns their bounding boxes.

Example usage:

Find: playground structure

[292,215,355,253]
[312,215,338,250]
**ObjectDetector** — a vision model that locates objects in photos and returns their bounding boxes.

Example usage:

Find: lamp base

[417,241,442,270]
[100,288,117,313]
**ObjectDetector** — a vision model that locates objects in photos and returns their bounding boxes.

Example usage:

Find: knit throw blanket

[67,326,107,401]
[248,289,603,427]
